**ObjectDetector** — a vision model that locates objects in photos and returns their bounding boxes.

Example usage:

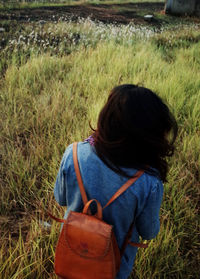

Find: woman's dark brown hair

[93,84,178,182]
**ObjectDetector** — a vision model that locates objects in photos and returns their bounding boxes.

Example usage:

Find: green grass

[0,15,200,279]
[0,0,73,10]
[0,0,165,9]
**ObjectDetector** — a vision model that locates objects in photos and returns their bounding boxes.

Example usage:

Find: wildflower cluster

[0,15,199,74]
[0,16,159,55]
[2,16,200,55]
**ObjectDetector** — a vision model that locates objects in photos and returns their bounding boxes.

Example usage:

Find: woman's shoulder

[60,141,95,169]
[61,141,163,192]
[129,169,163,204]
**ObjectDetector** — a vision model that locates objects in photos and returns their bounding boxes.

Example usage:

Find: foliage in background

[0,10,200,279]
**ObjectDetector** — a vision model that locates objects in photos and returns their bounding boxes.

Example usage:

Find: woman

[54,84,178,278]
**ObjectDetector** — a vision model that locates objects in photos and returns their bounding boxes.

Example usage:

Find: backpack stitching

[63,211,113,259]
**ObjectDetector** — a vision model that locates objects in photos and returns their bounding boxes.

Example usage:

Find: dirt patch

[1,2,199,28]
[0,2,165,26]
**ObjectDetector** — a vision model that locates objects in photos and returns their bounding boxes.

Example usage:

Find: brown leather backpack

[49,142,148,279]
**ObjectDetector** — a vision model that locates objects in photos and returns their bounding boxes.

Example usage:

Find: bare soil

[0,2,166,26]
[1,2,199,28]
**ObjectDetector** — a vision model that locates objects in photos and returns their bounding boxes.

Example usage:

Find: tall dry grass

[0,19,200,279]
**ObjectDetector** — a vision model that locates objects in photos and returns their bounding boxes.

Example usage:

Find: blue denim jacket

[54,142,163,279]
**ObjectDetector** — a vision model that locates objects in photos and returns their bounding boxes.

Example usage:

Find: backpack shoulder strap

[103,170,144,210]
[48,142,87,222]
[73,142,88,206]
[73,142,144,209]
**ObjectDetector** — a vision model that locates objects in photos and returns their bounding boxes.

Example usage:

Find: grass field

[0,2,200,279]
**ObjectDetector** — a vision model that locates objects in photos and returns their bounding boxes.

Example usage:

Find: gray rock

[38,20,46,25]
[144,15,154,22]
[39,220,51,229]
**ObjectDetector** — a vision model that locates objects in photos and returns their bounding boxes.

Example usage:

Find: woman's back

[54,141,163,279]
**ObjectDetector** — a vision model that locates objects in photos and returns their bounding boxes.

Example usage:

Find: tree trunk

[196,0,200,16]
[165,0,196,15]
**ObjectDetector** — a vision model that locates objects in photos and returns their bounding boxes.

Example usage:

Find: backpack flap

[64,211,113,259]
